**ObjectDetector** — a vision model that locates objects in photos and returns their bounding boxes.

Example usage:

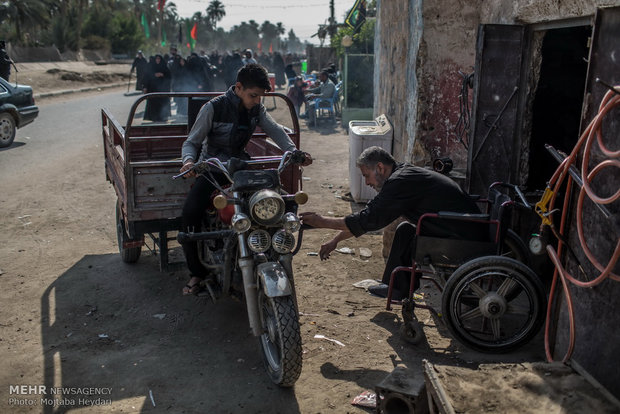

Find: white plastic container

[348,114,393,202]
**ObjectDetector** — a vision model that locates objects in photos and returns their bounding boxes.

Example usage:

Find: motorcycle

[173,150,309,387]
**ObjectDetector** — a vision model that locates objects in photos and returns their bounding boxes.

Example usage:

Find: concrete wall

[375,0,482,167]
[5,44,111,63]
[375,0,616,167]
[480,0,615,23]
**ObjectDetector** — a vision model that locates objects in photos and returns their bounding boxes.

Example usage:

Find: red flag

[257,41,262,52]
[157,0,166,11]
[190,23,198,40]
[269,43,273,53]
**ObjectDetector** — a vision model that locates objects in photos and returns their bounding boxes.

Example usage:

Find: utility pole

[328,0,337,38]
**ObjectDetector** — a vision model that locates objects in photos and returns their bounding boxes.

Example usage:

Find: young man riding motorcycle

[179,63,312,295]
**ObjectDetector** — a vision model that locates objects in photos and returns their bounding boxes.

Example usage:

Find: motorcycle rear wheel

[258,291,302,387]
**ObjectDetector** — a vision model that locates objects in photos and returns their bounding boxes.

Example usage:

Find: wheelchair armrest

[436,211,490,220]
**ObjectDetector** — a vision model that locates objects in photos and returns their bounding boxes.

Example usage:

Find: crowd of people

[130,46,339,123]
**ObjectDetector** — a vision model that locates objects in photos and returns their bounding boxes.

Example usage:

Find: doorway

[526,26,592,191]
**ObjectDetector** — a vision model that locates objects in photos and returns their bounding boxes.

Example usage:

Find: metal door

[466,24,525,196]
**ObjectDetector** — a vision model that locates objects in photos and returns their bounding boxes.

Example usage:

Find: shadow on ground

[0,141,26,151]
[40,253,300,413]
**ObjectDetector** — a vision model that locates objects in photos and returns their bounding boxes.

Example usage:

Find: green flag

[141,13,150,39]
[161,30,167,46]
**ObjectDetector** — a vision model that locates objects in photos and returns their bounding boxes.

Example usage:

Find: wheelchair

[386,182,547,353]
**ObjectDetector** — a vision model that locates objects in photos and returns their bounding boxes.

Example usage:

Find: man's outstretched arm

[299,212,347,231]
[319,230,354,260]
[299,212,353,260]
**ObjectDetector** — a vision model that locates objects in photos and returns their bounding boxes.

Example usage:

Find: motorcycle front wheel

[258,291,302,387]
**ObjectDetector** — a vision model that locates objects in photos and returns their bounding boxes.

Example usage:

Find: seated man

[300,146,481,300]
[300,70,336,121]
[325,63,339,85]
[179,63,312,296]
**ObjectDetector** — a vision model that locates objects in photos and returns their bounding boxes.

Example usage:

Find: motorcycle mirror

[294,191,309,205]
[213,194,228,209]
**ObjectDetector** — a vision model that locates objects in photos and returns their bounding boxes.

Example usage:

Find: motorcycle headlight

[249,189,285,225]
[231,213,251,233]
[247,229,271,253]
[282,212,301,232]
[272,229,296,254]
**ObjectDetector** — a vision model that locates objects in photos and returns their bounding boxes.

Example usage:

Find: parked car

[0,77,39,148]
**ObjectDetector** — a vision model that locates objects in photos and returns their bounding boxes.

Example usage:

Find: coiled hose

[542,84,620,363]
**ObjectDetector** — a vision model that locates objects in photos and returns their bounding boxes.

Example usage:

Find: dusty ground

[12,62,130,96]
[1,63,617,414]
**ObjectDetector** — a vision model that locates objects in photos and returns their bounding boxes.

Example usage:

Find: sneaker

[368,284,405,301]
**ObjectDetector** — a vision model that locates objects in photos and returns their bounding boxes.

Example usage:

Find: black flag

[345,0,366,33]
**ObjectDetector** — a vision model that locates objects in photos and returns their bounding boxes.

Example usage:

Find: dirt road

[1,64,613,414]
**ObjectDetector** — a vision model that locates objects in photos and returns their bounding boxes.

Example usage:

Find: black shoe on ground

[368,284,405,301]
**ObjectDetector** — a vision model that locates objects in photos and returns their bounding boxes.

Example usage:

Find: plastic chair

[312,82,341,127]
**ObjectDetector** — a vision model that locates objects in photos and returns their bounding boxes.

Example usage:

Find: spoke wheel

[442,256,545,353]
[258,291,302,387]
[0,112,16,148]
[116,200,142,263]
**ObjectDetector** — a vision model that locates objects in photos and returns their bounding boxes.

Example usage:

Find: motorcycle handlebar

[173,150,306,180]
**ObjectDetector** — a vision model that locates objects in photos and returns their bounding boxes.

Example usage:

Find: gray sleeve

[182,102,214,163]
[318,82,335,99]
[258,107,297,152]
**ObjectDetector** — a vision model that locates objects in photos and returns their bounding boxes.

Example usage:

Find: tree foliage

[206,0,225,29]
[0,0,309,55]
[330,18,375,59]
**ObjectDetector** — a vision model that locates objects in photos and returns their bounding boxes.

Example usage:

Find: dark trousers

[181,175,216,279]
[382,222,420,294]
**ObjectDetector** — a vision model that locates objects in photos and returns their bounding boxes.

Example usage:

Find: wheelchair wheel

[501,229,530,265]
[441,256,545,353]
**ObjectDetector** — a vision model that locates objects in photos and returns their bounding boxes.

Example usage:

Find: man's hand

[301,151,313,167]
[180,160,196,177]
[319,239,338,260]
[299,212,322,228]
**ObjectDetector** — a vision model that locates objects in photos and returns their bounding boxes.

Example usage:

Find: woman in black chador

[143,54,171,122]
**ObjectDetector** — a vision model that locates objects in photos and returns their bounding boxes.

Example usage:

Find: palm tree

[275,22,285,50]
[3,0,50,43]
[206,0,225,29]
[275,22,285,37]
